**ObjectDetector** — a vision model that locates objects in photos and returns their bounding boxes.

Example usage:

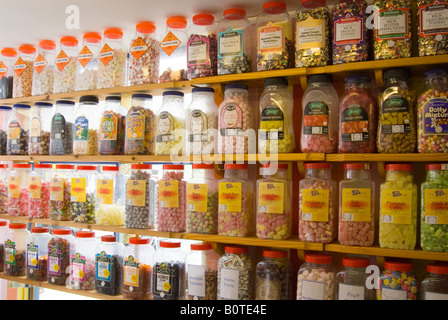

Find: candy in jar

[75,32,102,91]
[336,257,376,300]
[7,104,30,155]
[0,106,12,155]
[3,223,31,277]
[0,48,17,99]
[13,44,36,98]
[29,164,52,219]
[70,165,97,223]
[47,228,76,286]
[379,164,418,250]
[26,227,51,281]
[8,163,31,217]
[296,253,335,300]
[95,235,124,296]
[377,260,418,300]
[98,96,126,155]
[0,165,7,215]
[417,0,448,57]
[50,164,74,221]
[29,102,52,155]
[73,95,99,155]
[32,40,56,96]
[0,220,8,272]
[420,262,448,300]
[71,231,98,291]
[50,100,75,155]
[53,36,78,94]
[97,28,127,89]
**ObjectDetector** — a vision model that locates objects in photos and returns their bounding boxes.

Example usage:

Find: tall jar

[7,103,30,155]
[0,220,8,272]
[70,165,97,223]
[53,36,78,94]
[218,164,254,237]
[256,163,292,240]
[50,99,75,155]
[377,68,417,153]
[187,14,218,79]
[8,163,31,217]
[26,227,51,281]
[155,91,185,156]
[297,252,335,300]
[50,164,74,221]
[95,235,124,296]
[29,102,52,155]
[217,245,254,300]
[97,27,127,89]
[338,75,377,153]
[73,95,99,155]
[298,163,337,243]
[256,1,293,71]
[71,231,98,291]
[187,164,219,234]
[13,44,36,98]
[377,260,418,300]
[159,16,188,82]
[417,69,448,153]
[128,21,160,86]
[0,106,11,154]
[295,0,331,68]
[98,96,126,155]
[0,165,7,215]
[47,228,76,286]
[75,32,102,91]
[417,0,448,57]
[301,74,339,153]
[186,87,219,156]
[0,48,17,99]
[29,164,52,219]
[421,262,448,300]
[258,77,295,154]
[3,223,31,276]
[32,40,56,96]
[336,257,376,300]
[379,164,418,250]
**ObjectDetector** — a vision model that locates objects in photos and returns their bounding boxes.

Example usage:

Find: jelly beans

[377,260,418,300]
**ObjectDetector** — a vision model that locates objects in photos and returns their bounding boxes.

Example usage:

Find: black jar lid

[264,77,288,87]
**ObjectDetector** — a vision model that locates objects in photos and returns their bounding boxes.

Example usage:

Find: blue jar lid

[0,106,12,110]
[34,102,53,108]
[225,84,248,91]
[345,75,371,83]
[13,103,31,109]
[192,87,215,94]
[424,69,448,78]
[163,91,184,97]
[105,96,122,102]
[132,93,153,100]
[55,100,75,106]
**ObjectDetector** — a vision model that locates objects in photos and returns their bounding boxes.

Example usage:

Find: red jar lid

[101,235,116,242]
[342,257,369,268]
[344,163,371,170]
[225,245,248,254]
[426,164,448,171]
[39,40,56,50]
[163,164,184,170]
[136,21,156,34]
[193,14,215,25]
[166,16,187,29]
[263,250,287,258]
[0,164,8,169]
[56,164,75,170]
[34,164,53,169]
[160,241,181,248]
[75,231,95,238]
[83,32,102,43]
[302,0,326,7]
[304,163,330,170]
[131,164,152,170]
[52,228,73,235]
[31,227,50,233]
[60,36,78,47]
[102,166,119,171]
[261,163,288,170]
[263,1,287,14]
[77,165,96,171]
[19,44,36,54]
[305,253,331,264]
[384,260,413,272]
[129,237,150,245]
[0,221,7,227]
[192,164,214,170]
[9,223,27,229]
[224,163,248,170]
[427,262,448,275]
[13,163,31,169]
[191,243,212,251]
[386,164,414,171]
[1,48,17,57]
[223,8,246,19]
[104,27,123,39]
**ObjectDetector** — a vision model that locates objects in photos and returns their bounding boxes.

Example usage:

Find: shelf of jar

[325,153,448,163]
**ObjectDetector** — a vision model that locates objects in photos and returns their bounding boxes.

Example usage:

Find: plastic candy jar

[187,164,219,234]
[0,220,8,272]
[75,32,102,91]
[420,262,448,300]
[338,75,377,153]
[256,163,292,240]
[379,164,418,250]
[218,84,256,155]
[125,94,156,155]
[70,165,97,223]
[420,164,448,252]
[187,14,217,79]
[186,87,218,156]
[336,257,376,300]
[71,231,98,290]
[97,27,127,89]
[217,245,254,300]
[8,163,31,217]
[26,227,51,281]
[186,242,220,300]
[95,235,124,296]
[155,91,185,156]
[338,163,375,246]
[0,165,7,215]
[29,164,52,219]
[159,16,188,82]
[417,0,448,57]
[0,106,11,154]
[0,48,17,99]
[13,44,36,98]
[3,223,31,276]
[377,68,417,153]
[299,163,337,243]
[29,102,52,155]
[417,69,448,153]
[297,252,335,300]
[301,74,339,153]
[157,164,186,232]
[98,96,126,155]
[73,95,99,155]
[128,21,160,86]
[125,164,157,229]
[95,166,126,226]
[373,0,413,61]
[53,36,78,94]
[50,164,74,221]
[50,99,75,155]
[377,260,418,300]
[7,103,30,155]
[47,228,75,286]
[255,250,292,300]
[123,236,154,300]
[218,164,254,237]
[32,40,56,96]
[153,240,186,300]
[258,77,295,154]
[295,0,331,68]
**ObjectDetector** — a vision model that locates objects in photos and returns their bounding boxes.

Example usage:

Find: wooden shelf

[325,153,448,163]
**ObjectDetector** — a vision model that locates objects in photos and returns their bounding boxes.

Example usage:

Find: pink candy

[8,188,29,216]
[29,182,51,219]
[256,212,290,240]
[218,190,253,237]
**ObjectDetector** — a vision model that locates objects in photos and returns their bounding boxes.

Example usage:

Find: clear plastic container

[377,260,418,300]
[0,106,11,154]
[218,164,254,237]
[29,102,52,155]
[258,77,295,154]
[153,240,186,300]
[255,250,292,300]
[338,163,375,246]
[123,236,154,300]
[32,40,56,96]
[13,44,36,98]
[29,164,52,219]
[0,165,7,216]
[53,36,78,94]
[71,231,98,290]
[155,91,185,156]
[8,163,31,217]
[256,1,293,71]
[73,95,99,155]
[421,262,448,300]
[47,228,76,286]
[97,27,127,89]
[298,163,337,243]
[95,235,124,296]
[70,165,97,223]
[98,96,126,155]
[26,227,51,281]
[0,48,17,99]
[417,0,448,57]
[379,164,418,250]
[75,32,102,91]
[50,99,75,155]
[0,220,8,272]
[159,16,188,82]
[7,103,30,155]
[187,164,219,234]
[3,223,31,276]
[301,74,339,153]
[336,257,376,300]
[296,252,335,300]
[186,242,220,300]
[187,14,218,79]
[50,164,74,221]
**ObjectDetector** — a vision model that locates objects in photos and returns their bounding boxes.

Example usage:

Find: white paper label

[422,8,448,31]
[338,283,365,300]
[336,20,362,42]
[381,288,408,300]
[424,291,448,300]
[219,268,239,300]
[301,280,326,300]
[259,27,284,51]
[378,14,407,36]
[188,43,207,64]
[187,264,206,297]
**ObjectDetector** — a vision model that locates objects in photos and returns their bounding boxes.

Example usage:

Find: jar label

[159,180,179,208]
[187,264,206,298]
[71,178,87,203]
[4,240,16,266]
[124,255,140,286]
[155,263,177,296]
[50,177,65,201]
[220,103,243,136]
[303,101,329,136]
[29,176,42,199]
[156,111,175,142]
[99,43,115,66]
[8,121,21,140]
[78,45,94,68]
[381,96,411,134]
[130,36,149,61]
[55,50,70,71]
[256,278,282,300]
[257,182,284,214]
[27,242,39,269]
[48,247,62,275]
[71,252,86,282]
[219,182,242,213]
[381,287,408,300]
[301,189,330,222]
[74,116,89,141]
[424,291,448,300]
[51,113,67,140]
[338,283,365,300]
[96,251,112,282]
[96,179,114,205]
[423,98,448,135]
[160,31,181,57]
[126,180,146,207]
[259,106,284,141]
[424,189,448,224]
[188,110,208,142]
[14,57,27,77]
[375,7,410,40]
[419,2,448,37]
[30,117,42,140]
[0,61,8,80]
[34,53,48,74]
[126,111,145,140]
[100,112,119,141]
[341,188,372,222]
[187,36,210,66]
[297,17,326,50]
[341,104,370,142]
[258,22,284,53]
[334,16,364,46]
[8,176,20,199]
[219,268,239,300]
[301,280,325,300]
[218,28,243,59]
[381,189,413,224]
[187,183,208,213]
